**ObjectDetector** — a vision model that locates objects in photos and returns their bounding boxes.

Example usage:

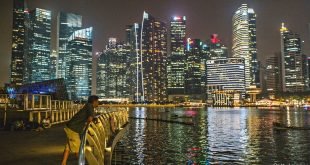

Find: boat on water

[273,122,310,130]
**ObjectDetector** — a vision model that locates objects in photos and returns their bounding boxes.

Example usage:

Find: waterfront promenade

[0,124,76,165]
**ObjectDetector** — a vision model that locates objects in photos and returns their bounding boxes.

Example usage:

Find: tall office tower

[208,34,228,60]
[66,27,93,100]
[308,56,310,88]
[97,38,131,98]
[206,58,246,103]
[138,12,168,102]
[232,4,260,89]
[167,16,186,96]
[57,12,82,79]
[10,0,26,86]
[280,23,306,92]
[185,38,203,97]
[50,50,58,80]
[302,54,309,90]
[265,53,282,94]
[125,25,133,45]
[125,23,140,101]
[24,8,52,84]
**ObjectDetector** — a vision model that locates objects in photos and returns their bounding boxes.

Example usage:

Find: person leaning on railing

[61,95,99,165]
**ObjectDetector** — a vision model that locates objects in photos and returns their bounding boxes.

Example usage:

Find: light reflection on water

[112,107,310,164]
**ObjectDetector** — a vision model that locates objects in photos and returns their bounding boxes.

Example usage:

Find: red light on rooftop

[173,16,181,20]
[211,34,220,44]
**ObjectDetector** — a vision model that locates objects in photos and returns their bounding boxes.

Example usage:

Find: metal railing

[78,108,129,165]
[0,94,83,128]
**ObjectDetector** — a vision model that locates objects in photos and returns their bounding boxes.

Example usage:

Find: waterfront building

[10,0,26,87]
[280,23,306,92]
[66,27,93,100]
[265,53,282,94]
[56,12,82,79]
[185,38,204,100]
[23,8,52,84]
[137,11,168,102]
[97,38,131,99]
[206,58,246,104]
[212,89,242,107]
[18,78,68,100]
[232,4,260,89]
[302,54,309,90]
[167,16,186,96]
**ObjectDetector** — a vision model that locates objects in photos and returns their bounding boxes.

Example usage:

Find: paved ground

[0,124,78,165]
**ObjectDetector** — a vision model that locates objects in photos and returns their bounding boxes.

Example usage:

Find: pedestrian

[61,95,99,165]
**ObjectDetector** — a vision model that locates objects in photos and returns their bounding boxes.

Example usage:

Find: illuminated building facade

[66,27,93,100]
[280,23,306,92]
[24,8,52,84]
[11,0,26,87]
[206,58,246,103]
[97,38,131,99]
[167,16,186,95]
[138,12,168,102]
[185,39,204,97]
[56,12,82,79]
[232,4,260,89]
[265,53,282,94]
[308,57,310,88]
[124,24,140,100]
[208,34,228,60]
[50,50,58,80]
[18,79,68,100]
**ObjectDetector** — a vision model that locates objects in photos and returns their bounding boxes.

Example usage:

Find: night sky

[0,0,310,86]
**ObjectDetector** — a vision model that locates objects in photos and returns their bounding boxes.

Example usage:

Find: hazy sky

[1,0,310,86]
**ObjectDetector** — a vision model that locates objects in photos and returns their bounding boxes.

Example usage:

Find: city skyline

[1,0,310,86]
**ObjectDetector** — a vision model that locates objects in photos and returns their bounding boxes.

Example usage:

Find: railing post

[55,110,59,122]
[3,95,8,128]
[31,95,35,110]
[51,110,54,123]
[39,95,42,109]
[29,111,33,122]
[37,112,41,124]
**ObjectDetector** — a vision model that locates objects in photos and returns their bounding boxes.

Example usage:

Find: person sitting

[42,116,51,128]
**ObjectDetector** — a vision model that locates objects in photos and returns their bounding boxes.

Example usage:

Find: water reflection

[112,108,310,164]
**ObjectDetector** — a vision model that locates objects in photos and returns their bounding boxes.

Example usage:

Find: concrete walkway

[0,124,77,165]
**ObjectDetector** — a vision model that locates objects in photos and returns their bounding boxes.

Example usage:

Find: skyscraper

[167,16,186,96]
[265,53,282,94]
[280,23,306,92]
[66,27,93,100]
[97,38,131,98]
[24,8,52,84]
[232,4,260,89]
[137,12,168,102]
[10,0,26,86]
[208,34,228,60]
[185,38,204,97]
[50,50,58,80]
[57,12,82,79]
[124,24,140,100]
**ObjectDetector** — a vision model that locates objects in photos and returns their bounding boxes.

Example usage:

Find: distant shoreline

[99,104,284,108]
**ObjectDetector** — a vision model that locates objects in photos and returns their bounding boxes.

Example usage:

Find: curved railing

[78,108,129,165]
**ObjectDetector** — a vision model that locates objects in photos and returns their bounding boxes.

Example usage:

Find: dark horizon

[1,0,310,86]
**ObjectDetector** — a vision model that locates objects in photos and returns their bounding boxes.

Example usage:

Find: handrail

[78,122,89,165]
[78,108,129,165]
